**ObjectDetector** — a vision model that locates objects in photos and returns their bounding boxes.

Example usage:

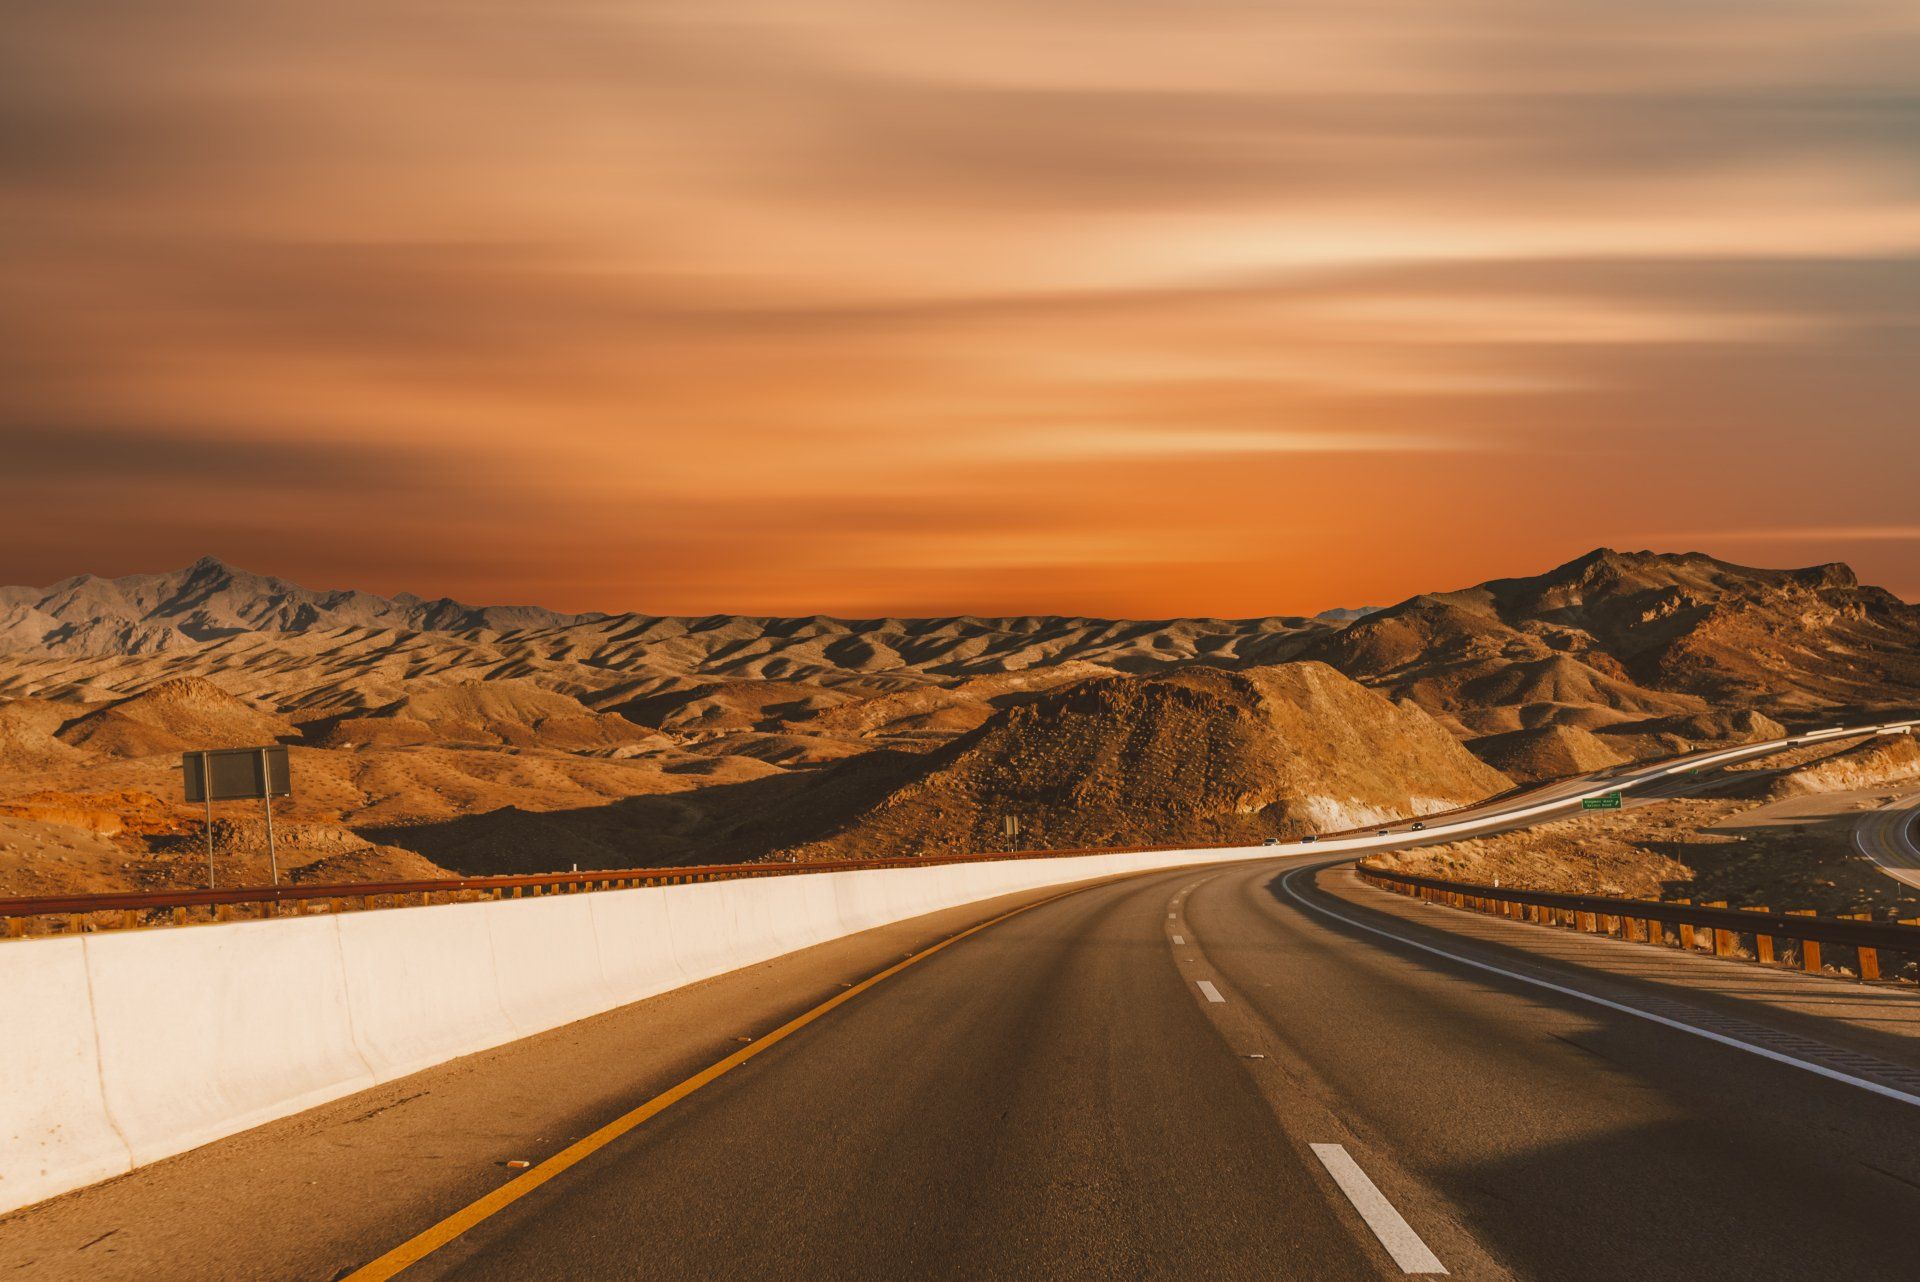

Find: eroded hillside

[0,549,1913,894]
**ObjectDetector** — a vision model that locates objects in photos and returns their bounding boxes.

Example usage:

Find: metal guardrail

[2,786,1545,939]
[1357,865,1920,982]
[0,851,1068,935]
[0,832,1329,937]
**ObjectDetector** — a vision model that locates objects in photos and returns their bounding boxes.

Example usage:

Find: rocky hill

[56,677,295,759]
[746,663,1511,860]
[1304,548,1920,733]
[1463,725,1631,783]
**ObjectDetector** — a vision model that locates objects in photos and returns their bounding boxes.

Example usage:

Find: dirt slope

[56,677,294,758]
[759,663,1510,860]
[1466,725,1631,783]
[1765,733,1920,798]
[325,679,650,751]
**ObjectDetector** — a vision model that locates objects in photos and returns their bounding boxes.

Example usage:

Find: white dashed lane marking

[1196,980,1226,1004]
[1311,1144,1447,1274]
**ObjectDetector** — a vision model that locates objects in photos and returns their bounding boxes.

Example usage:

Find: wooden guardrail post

[1744,907,1774,964]
[1846,914,1880,980]
[1706,902,1734,957]
[5,916,22,939]
[1789,910,1820,973]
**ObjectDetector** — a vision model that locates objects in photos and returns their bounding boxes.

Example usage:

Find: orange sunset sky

[3,0,1918,616]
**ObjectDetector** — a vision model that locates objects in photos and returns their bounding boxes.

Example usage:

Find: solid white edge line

[1196,980,1226,1003]
[1310,1144,1447,1275]
[1281,868,1920,1110]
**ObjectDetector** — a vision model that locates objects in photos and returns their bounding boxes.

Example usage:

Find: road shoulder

[1312,862,1920,1077]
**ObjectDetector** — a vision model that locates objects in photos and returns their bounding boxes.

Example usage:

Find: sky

[3,0,1918,616]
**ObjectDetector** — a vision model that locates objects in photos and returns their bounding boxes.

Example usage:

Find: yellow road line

[342,880,1112,1279]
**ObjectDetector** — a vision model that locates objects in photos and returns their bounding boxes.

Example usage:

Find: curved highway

[1853,791,1920,890]
[363,854,1920,1281]
[339,720,1920,1281]
[5,721,1918,1281]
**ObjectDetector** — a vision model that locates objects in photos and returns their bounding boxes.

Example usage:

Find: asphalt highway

[1853,790,1920,890]
[327,721,1920,1280]
[377,853,1920,1281]
[11,721,1920,1281]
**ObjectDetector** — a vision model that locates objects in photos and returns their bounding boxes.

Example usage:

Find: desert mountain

[0,576,1344,719]
[0,550,1914,896]
[744,663,1511,860]
[1304,548,1920,733]
[0,556,581,655]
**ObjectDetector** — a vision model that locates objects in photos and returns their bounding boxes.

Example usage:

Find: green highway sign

[1581,792,1623,810]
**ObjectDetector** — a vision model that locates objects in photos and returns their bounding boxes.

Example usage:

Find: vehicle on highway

[1300,834,1317,844]
[1261,838,1281,846]
[1410,821,1426,831]
[1377,828,1392,836]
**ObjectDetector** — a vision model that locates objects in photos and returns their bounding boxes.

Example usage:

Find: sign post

[1001,814,1021,852]
[260,747,278,885]
[183,746,293,887]
[200,753,214,888]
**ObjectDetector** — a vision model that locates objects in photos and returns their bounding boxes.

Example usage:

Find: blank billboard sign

[182,746,291,803]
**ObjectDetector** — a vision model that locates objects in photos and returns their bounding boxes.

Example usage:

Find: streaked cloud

[0,0,1916,612]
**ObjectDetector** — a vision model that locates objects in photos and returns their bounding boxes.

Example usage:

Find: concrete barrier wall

[0,841,1284,1217]
[0,937,131,1212]
[86,915,376,1167]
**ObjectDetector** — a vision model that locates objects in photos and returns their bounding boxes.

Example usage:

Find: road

[363,855,1920,1281]
[335,722,1920,1281]
[9,720,1920,1280]
[1854,790,1920,890]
